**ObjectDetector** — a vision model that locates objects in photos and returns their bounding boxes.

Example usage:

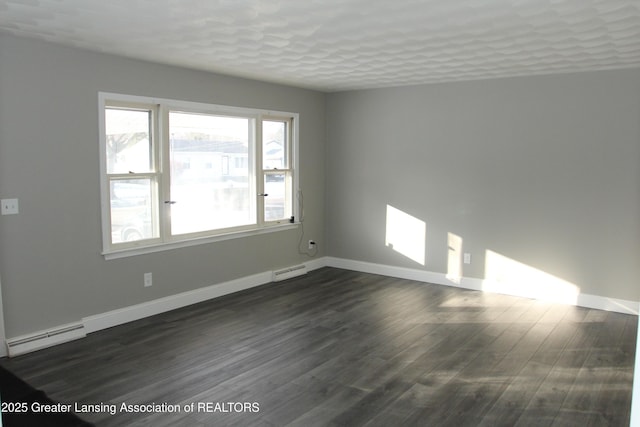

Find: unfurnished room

[0,1,639,426]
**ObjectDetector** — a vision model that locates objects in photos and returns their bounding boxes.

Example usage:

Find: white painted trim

[325,257,640,315]
[103,223,299,260]
[99,91,301,260]
[304,256,329,272]
[326,257,446,284]
[1,259,328,355]
[83,258,328,334]
[576,293,640,316]
[83,271,273,333]
[7,256,634,358]
[631,314,640,427]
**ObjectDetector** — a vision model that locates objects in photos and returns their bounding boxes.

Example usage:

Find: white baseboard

[303,256,329,272]
[6,256,637,356]
[325,257,639,315]
[83,271,273,334]
[4,259,329,355]
[575,293,639,315]
[84,259,328,334]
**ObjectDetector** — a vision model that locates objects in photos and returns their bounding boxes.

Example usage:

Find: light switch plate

[1,199,19,215]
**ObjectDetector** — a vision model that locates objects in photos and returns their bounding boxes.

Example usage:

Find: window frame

[260,117,294,225]
[99,92,299,260]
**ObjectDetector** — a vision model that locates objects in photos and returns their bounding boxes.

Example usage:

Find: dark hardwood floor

[1,267,637,426]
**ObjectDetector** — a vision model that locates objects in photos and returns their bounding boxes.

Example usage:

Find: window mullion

[158,104,171,242]
[256,117,265,226]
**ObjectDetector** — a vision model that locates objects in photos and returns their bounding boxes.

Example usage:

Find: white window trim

[98,92,300,259]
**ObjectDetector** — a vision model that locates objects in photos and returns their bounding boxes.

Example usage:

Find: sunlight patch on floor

[484,250,579,305]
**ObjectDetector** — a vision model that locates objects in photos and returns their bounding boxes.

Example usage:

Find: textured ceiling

[0,0,639,92]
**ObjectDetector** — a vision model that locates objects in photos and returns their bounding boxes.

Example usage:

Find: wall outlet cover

[1,199,19,215]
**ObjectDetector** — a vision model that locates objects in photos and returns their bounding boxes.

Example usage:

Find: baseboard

[576,293,639,315]
[326,256,444,284]
[83,271,273,334]
[303,256,329,271]
[7,256,635,356]
[4,258,329,355]
[325,257,639,315]
[84,258,327,334]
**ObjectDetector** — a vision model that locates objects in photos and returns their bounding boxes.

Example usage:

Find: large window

[99,93,298,258]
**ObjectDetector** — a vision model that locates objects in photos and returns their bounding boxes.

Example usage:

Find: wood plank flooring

[1,267,636,426]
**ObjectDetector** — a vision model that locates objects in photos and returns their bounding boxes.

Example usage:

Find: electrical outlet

[308,240,316,250]
[144,272,152,287]
[1,198,19,215]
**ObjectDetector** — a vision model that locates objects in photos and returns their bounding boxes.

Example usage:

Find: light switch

[1,199,19,215]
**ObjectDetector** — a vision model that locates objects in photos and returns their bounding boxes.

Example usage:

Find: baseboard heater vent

[272,264,307,282]
[7,323,86,357]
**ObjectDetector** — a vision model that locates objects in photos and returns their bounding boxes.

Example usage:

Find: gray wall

[326,69,640,301]
[1,32,639,340]
[0,34,326,337]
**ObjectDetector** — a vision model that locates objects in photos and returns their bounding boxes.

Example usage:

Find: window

[99,93,298,258]
[262,118,293,222]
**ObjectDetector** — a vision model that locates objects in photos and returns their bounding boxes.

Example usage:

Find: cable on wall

[296,189,318,257]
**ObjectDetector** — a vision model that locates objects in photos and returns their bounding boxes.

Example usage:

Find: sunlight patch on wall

[484,250,579,305]
[385,205,426,266]
[446,232,463,284]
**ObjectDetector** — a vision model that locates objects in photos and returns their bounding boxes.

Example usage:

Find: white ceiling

[0,0,639,92]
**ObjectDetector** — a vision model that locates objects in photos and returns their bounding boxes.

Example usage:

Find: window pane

[263,120,287,169]
[105,108,152,174]
[110,179,156,243]
[169,112,253,235]
[264,173,289,221]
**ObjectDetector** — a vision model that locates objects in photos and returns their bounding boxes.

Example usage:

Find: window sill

[102,223,299,260]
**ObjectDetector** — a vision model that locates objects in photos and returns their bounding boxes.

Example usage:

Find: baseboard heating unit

[6,323,86,357]
[272,264,307,282]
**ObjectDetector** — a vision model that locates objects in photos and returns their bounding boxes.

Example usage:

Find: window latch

[164,201,177,204]
[258,193,269,197]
